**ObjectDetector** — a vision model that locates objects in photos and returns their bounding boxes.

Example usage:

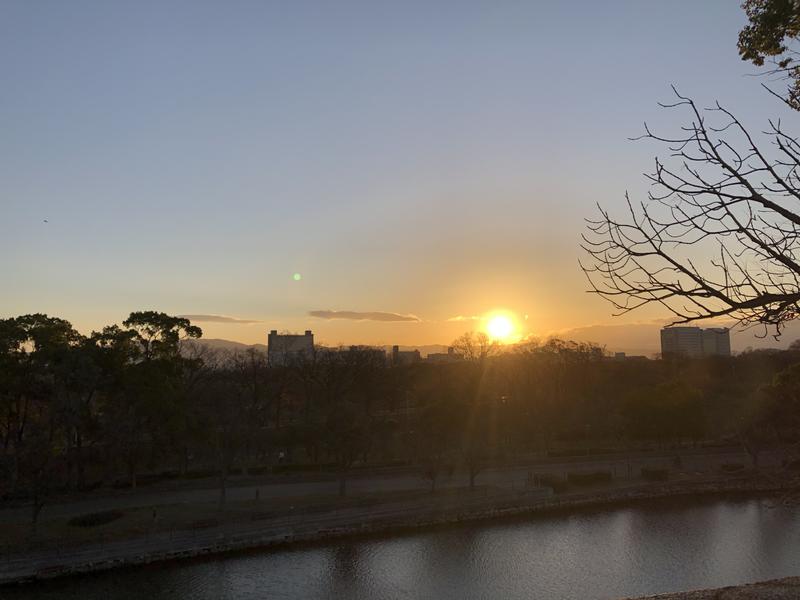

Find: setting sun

[486,314,514,341]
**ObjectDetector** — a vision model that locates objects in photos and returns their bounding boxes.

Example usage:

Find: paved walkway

[0,448,767,524]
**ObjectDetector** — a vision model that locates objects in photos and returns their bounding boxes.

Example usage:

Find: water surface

[8,496,800,600]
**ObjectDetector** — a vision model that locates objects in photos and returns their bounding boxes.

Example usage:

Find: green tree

[0,314,79,526]
[102,312,202,489]
[739,0,800,109]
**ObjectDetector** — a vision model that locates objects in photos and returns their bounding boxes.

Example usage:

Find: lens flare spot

[292,273,302,281]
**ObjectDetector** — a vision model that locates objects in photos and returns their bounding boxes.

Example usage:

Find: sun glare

[486,314,514,341]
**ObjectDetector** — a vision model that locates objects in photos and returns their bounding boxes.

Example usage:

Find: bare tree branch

[582,89,800,336]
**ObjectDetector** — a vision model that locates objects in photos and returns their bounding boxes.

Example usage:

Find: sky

[1,1,796,350]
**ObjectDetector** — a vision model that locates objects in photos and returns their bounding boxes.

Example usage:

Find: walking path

[0,447,764,524]
[0,474,791,586]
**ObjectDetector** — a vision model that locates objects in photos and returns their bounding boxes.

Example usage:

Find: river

[6,495,800,600]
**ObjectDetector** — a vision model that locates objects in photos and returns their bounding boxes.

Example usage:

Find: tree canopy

[739,0,800,109]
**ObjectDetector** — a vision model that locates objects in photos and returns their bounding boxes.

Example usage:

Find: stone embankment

[0,474,795,587]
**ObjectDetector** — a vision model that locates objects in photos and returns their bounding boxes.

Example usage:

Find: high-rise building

[660,326,730,358]
[268,329,314,365]
[702,328,731,357]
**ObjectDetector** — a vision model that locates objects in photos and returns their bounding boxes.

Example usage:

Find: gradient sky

[1,1,793,348]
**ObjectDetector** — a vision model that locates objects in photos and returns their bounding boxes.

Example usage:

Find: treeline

[2,312,799,523]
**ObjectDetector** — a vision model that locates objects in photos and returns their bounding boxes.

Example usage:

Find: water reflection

[7,497,800,600]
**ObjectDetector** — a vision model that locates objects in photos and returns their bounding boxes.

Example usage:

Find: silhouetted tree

[102,312,202,489]
[196,355,252,511]
[452,331,498,362]
[0,314,79,525]
[417,398,457,493]
[325,401,370,496]
[460,403,491,490]
[582,89,800,337]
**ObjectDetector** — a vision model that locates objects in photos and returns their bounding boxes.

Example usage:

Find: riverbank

[1,473,796,587]
[629,576,800,599]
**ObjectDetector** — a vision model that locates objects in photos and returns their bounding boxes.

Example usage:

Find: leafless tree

[582,88,800,337]
[452,332,498,361]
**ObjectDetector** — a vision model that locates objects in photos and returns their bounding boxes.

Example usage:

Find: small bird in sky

[43,219,48,223]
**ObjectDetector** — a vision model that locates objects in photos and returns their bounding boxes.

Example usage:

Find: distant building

[661,327,703,358]
[660,327,730,358]
[391,345,421,366]
[427,347,460,363]
[268,329,314,365]
[702,328,731,357]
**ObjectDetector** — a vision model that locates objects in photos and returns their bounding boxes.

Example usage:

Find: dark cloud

[178,314,263,324]
[309,310,421,322]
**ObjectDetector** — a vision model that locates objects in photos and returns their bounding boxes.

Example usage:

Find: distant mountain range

[555,320,800,356]
[193,338,267,352]
[194,320,800,359]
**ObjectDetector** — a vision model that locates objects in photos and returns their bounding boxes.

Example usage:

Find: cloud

[178,314,263,325]
[447,315,482,322]
[309,310,421,322]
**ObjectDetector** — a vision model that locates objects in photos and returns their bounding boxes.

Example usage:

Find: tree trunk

[242,443,250,477]
[219,468,228,511]
[740,434,761,470]
[129,458,137,490]
[76,429,85,490]
[218,457,228,511]
[30,497,44,536]
[65,437,75,490]
[10,451,19,494]
[181,445,189,477]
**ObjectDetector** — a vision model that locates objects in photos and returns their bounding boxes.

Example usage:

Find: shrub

[641,467,669,482]
[251,511,278,521]
[272,463,338,475]
[567,471,613,486]
[783,458,800,471]
[68,510,124,528]
[182,468,218,480]
[189,518,219,529]
[548,448,621,458]
[536,473,569,493]
[721,463,745,473]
